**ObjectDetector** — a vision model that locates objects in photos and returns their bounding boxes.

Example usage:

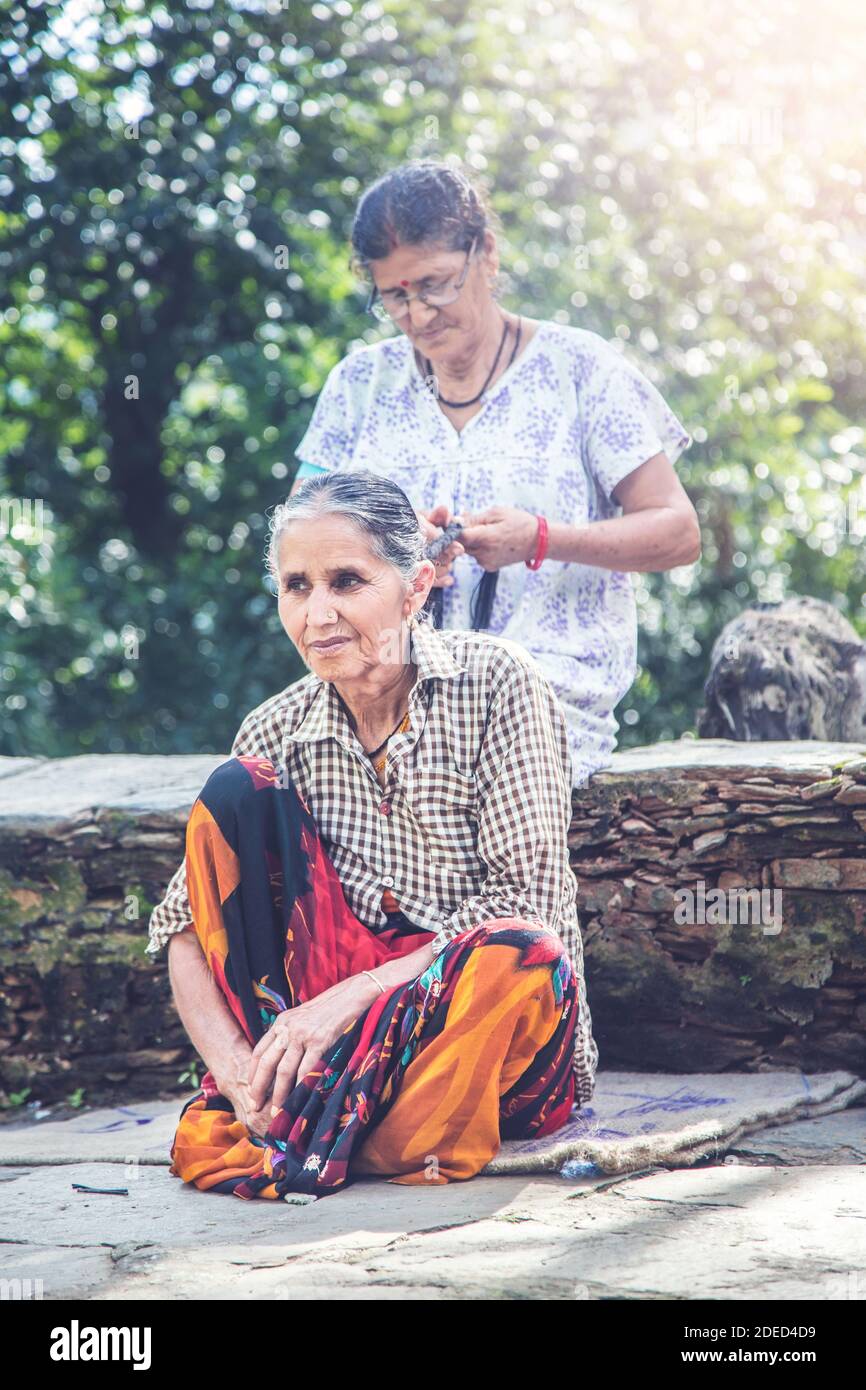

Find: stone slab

[0,754,227,824]
[2,1160,864,1301]
[595,738,866,778]
[5,742,866,828]
[727,1108,866,1165]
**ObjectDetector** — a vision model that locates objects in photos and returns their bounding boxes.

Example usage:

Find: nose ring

[326,609,337,622]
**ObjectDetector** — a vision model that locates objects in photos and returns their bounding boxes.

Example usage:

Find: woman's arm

[157,689,439,1126]
[168,918,436,1126]
[459,453,700,575]
[166,931,274,1133]
[545,451,701,570]
[147,697,288,956]
[367,939,437,992]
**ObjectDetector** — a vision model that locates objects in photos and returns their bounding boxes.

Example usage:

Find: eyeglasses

[365,237,478,322]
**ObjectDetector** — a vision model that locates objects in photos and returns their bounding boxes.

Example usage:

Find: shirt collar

[285,619,465,751]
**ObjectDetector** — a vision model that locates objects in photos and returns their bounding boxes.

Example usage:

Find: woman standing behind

[291,159,700,787]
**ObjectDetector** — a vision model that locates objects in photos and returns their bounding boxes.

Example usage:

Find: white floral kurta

[294,320,692,786]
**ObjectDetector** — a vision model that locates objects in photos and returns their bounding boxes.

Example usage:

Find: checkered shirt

[146,618,598,1101]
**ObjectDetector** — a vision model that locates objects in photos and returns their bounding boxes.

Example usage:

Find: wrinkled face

[368,233,497,359]
[275,514,434,682]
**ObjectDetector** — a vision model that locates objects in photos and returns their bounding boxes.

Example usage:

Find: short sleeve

[581,345,692,502]
[294,359,355,472]
[294,460,329,483]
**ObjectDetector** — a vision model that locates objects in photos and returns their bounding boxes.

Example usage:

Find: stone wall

[0,755,225,1105]
[1,740,864,1105]
[568,739,866,1078]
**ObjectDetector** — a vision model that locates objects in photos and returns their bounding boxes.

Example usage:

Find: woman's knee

[200,755,296,806]
[201,755,259,801]
[460,921,571,982]
[483,918,567,955]
[483,922,574,997]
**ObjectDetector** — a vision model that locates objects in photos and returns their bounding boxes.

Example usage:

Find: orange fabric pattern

[166,757,580,1198]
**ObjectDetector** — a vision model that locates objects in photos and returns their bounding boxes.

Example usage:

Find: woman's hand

[247,973,381,1117]
[416,505,465,587]
[224,1079,276,1140]
[456,505,540,571]
[215,1045,275,1139]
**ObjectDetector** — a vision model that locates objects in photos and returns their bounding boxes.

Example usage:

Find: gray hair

[265,469,434,625]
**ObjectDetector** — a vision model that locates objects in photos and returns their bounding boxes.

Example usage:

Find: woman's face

[369,233,498,359]
[275,515,434,683]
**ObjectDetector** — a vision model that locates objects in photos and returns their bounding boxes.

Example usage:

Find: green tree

[1,0,864,754]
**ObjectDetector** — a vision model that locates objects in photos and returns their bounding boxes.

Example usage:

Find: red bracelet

[526,514,549,570]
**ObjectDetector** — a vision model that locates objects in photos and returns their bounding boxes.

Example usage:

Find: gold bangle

[362,969,387,995]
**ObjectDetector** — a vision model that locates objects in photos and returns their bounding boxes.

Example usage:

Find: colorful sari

[169,756,579,1199]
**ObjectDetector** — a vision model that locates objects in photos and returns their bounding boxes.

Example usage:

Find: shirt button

[379,800,391,816]
[382,875,394,887]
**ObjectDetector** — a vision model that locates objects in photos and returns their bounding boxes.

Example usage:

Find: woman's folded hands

[246,972,384,1121]
[217,945,435,1138]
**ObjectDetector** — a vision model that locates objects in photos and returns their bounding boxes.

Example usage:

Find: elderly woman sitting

[146,470,598,1199]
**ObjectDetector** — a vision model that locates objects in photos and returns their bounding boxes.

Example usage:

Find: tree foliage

[1,0,864,754]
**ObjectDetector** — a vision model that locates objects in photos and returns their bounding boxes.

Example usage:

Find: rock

[771,858,866,890]
[696,595,866,741]
[834,784,866,805]
[691,831,729,854]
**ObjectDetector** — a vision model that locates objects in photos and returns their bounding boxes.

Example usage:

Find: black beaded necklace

[420,312,522,408]
[333,682,414,764]
[366,710,412,765]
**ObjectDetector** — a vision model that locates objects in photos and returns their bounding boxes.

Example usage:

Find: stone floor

[1,1104,864,1301]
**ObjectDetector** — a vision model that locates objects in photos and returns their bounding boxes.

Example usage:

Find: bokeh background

[2,0,865,757]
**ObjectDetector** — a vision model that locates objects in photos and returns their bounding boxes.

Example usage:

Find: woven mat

[482,1069,866,1175]
[1,1070,862,1178]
